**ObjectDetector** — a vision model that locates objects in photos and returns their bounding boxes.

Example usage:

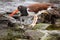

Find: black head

[18,5,23,11]
[18,5,26,11]
[17,5,28,16]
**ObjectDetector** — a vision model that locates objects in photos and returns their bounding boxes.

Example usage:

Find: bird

[9,3,53,16]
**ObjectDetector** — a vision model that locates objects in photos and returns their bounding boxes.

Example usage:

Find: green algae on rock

[32,23,51,30]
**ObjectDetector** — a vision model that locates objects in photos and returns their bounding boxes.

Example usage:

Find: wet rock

[24,30,60,40]
[55,19,60,27]
[0,15,9,28]
[24,30,45,40]
[33,23,51,30]
[20,16,33,25]
[17,39,28,40]
[0,28,25,40]
[41,30,60,40]
[17,16,34,30]
[46,19,60,30]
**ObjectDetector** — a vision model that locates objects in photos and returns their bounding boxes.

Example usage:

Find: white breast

[47,6,53,10]
[27,8,36,16]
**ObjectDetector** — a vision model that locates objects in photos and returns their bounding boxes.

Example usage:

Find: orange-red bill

[9,9,19,17]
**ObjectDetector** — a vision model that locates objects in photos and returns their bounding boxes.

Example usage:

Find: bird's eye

[18,6,22,10]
